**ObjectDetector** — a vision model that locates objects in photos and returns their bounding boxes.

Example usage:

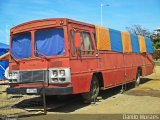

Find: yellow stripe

[95,25,111,50]
[138,35,146,53]
[121,32,132,53]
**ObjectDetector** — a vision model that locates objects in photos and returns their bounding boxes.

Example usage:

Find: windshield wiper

[10,52,19,64]
[34,50,49,61]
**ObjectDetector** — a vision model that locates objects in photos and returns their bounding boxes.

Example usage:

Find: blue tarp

[109,29,123,52]
[0,43,9,50]
[130,34,140,53]
[35,28,65,56]
[0,43,9,80]
[145,37,153,53]
[12,32,32,59]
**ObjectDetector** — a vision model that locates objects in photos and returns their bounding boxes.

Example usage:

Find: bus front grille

[19,70,48,83]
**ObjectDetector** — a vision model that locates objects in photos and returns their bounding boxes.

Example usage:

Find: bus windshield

[35,28,65,57]
[11,28,65,59]
[12,32,32,59]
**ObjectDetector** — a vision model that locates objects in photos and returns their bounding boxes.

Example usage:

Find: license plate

[26,89,37,93]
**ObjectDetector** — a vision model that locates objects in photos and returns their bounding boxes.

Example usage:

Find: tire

[135,70,141,87]
[81,76,99,103]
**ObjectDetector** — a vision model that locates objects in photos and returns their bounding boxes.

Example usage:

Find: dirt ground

[0,66,160,120]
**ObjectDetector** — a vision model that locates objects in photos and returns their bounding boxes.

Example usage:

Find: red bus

[7,18,154,103]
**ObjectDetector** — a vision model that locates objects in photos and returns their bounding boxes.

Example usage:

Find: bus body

[7,18,153,101]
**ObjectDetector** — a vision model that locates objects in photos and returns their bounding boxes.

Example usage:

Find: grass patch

[154,61,160,66]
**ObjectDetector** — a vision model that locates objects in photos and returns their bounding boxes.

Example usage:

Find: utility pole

[101,3,110,26]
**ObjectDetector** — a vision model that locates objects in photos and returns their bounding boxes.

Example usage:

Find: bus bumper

[7,87,73,95]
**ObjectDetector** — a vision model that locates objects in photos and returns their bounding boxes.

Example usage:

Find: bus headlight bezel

[49,68,71,84]
[8,71,20,83]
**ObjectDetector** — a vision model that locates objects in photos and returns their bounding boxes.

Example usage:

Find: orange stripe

[121,32,132,53]
[138,35,146,53]
[95,25,111,50]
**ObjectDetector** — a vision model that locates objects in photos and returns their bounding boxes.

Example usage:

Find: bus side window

[70,30,94,56]
[70,30,76,56]
[80,32,94,56]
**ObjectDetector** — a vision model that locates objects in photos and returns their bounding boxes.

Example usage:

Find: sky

[0,0,160,44]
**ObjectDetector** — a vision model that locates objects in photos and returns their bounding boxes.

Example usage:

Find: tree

[126,25,160,60]
[151,30,160,60]
[126,25,150,37]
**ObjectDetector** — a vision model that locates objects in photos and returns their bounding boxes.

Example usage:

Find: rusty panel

[11,64,20,70]
[70,58,98,94]
[99,52,124,69]
[125,67,137,81]
[103,70,115,87]
[124,54,142,67]
[136,54,144,66]
[10,57,69,71]
[49,61,63,68]
[114,69,125,85]
[12,20,57,34]
[71,72,92,94]
[99,52,125,87]
[11,18,68,34]
[145,65,154,75]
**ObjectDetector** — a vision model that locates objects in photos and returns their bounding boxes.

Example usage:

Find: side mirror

[74,33,81,48]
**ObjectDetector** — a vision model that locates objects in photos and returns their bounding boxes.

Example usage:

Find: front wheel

[81,76,99,103]
[135,71,141,87]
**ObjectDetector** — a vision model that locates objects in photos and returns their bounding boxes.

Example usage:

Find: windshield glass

[12,32,32,59]
[35,28,65,57]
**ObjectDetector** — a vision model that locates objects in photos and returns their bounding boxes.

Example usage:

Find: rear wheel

[81,76,99,103]
[135,70,141,87]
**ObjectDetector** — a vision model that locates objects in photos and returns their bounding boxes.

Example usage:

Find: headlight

[52,70,58,77]
[51,78,58,83]
[59,78,65,82]
[12,72,18,79]
[59,70,65,76]
[49,68,71,83]
[8,73,12,79]
[8,71,19,83]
